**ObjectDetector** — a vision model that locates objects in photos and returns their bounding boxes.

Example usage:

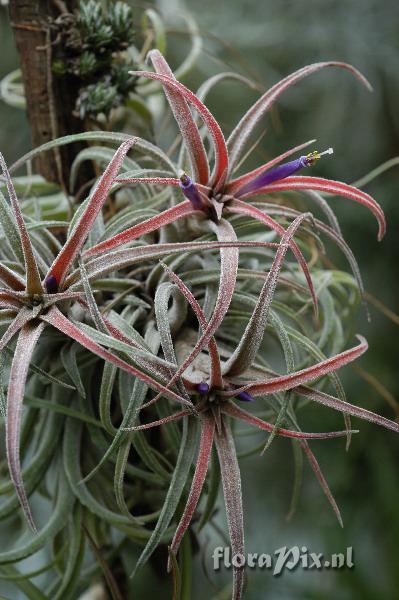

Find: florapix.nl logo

[212,546,354,576]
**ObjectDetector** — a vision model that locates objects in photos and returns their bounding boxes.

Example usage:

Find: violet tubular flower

[237,390,255,402]
[179,172,205,210]
[197,381,210,394]
[44,275,58,294]
[238,147,334,196]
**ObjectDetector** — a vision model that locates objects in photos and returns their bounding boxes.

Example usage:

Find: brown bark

[9,0,90,192]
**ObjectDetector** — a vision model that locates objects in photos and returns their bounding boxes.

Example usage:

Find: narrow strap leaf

[224,213,313,376]
[5,320,45,532]
[160,263,223,388]
[226,199,317,313]
[149,50,210,185]
[154,281,191,401]
[6,131,176,176]
[0,262,25,290]
[131,416,198,577]
[67,239,278,290]
[0,153,42,294]
[0,469,74,564]
[297,385,399,433]
[300,440,343,527]
[168,412,215,566]
[223,335,368,398]
[222,402,357,439]
[41,306,189,407]
[0,306,34,352]
[227,61,371,173]
[215,415,245,600]
[85,200,199,258]
[243,175,385,241]
[148,219,239,408]
[46,139,136,289]
[129,70,229,190]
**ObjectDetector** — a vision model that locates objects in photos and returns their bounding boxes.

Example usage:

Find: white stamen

[319,147,334,157]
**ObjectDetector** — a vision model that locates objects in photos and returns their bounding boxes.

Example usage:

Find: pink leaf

[297,386,399,433]
[41,306,193,408]
[122,409,189,432]
[148,50,210,185]
[0,307,35,352]
[223,335,368,397]
[222,402,357,439]
[0,154,42,295]
[300,440,343,527]
[67,240,281,289]
[168,412,215,568]
[254,201,365,299]
[242,176,386,241]
[226,199,317,313]
[130,70,229,189]
[6,321,45,532]
[46,139,136,289]
[0,290,22,309]
[227,61,371,173]
[115,175,179,186]
[0,264,25,291]
[224,212,314,377]
[84,201,199,258]
[161,263,223,388]
[147,220,239,407]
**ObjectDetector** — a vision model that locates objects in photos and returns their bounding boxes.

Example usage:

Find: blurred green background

[1,1,398,598]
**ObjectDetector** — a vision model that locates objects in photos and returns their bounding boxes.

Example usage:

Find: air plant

[0,49,397,600]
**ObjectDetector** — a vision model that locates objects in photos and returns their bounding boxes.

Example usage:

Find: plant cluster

[0,49,397,599]
[51,1,136,120]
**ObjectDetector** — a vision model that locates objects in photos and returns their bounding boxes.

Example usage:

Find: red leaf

[129,70,229,190]
[224,335,368,397]
[243,175,386,241]
[227,61,371,173]
[0,264,25,291]
[226,199,317,313]
[46,139,136,289]
[222,402,357,439]
[41,306,193,408]
[84,201,199,258]
[148,50,210,185]
[0,154,42,295]
[168,412,215,568]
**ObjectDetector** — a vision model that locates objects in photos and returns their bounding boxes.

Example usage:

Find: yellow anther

[306,147,333,166]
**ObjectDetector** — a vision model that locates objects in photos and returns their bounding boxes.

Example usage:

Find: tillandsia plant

[0,50,398,600]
